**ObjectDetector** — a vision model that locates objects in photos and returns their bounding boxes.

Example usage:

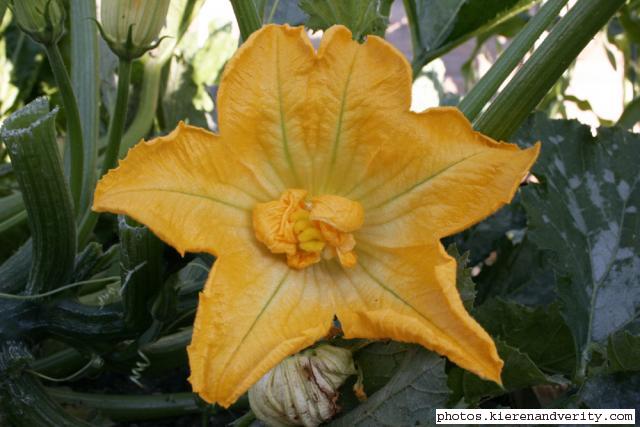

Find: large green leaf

[445,198,527,266]
[475,234,555,306]
[406,0,538,72]
[448,341,549,405]
[607,320,640,373]
[331,346,449,426]
[300,0,392,39]
[448,244,476,310]
[519,115,640,378]
[353,341,410,395]
[474,299,575,375]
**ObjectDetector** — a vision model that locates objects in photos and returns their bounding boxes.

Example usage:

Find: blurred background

[199,0,626,129]
[0,0,634,135]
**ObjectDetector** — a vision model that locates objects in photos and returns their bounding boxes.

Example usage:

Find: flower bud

[12,0,66,45]
[249,345,356,427]
[99,0,170,60]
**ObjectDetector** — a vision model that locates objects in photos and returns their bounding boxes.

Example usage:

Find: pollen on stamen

[252,189,362,269]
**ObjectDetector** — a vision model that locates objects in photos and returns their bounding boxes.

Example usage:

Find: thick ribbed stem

[474,0,626,140]
[459,0,569,121]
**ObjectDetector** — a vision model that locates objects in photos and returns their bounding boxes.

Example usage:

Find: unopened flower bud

[13,0,66,45]
[249,345,356,427]
[99,0,170,60]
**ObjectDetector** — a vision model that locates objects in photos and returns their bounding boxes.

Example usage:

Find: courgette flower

[93,25,540,407]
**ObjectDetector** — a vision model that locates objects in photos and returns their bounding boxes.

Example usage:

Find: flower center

[252,189,364,269]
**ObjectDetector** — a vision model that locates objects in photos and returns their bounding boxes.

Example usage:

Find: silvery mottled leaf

[580,373,640,410]
[518,115,640,377]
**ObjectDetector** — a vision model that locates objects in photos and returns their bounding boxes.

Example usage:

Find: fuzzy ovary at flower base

[93,24,540,409]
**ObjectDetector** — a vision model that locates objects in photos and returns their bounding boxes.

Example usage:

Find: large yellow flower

[93,24,539,407]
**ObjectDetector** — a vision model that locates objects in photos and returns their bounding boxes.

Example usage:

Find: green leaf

[300,0,391,40]
[607,324,640,373]
[446,198,526,266]
[331,346,449,426]
[474,299,575,375]
[617,96,640,129]
[448,341,549,405]
[475,235,555,306]
[353,341,411,396]
[447,244,476,310]
[406,0,537,73]
[166,258,209,318]
[580,373,640,410]
[161,56,209,130]
[519,114,640,379]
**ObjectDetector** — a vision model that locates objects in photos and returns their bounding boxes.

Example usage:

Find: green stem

[70,0,100,216]
[30,348,86,378]
[1,98,76,294]
[45,43,84,212]
[0,342,92,427]
[230,410,256,427]
[401,0,422,62]
[78,58,132,247]
[230,0,263,41]
[101,59,133,176]
[47,389,203,421]
[266,0,280,23]
[474,0,626,140]
[119,58,164,156]
[0,277,118,301]
[459,0,569,121]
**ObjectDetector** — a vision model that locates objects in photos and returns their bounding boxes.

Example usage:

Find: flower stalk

[70,0,100,216]
[45,43,84,212]
[101,59,133,176]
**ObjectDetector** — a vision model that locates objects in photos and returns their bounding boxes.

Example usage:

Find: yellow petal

[217,24,316,189]
[310,194,364,232]
[353,108,540,246]
[93,123,273,255]
[310,25,412,194]
[188,244,335,407]
[329,241,503,384]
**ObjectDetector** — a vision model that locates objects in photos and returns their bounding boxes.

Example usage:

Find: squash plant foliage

[0,0,639,425]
